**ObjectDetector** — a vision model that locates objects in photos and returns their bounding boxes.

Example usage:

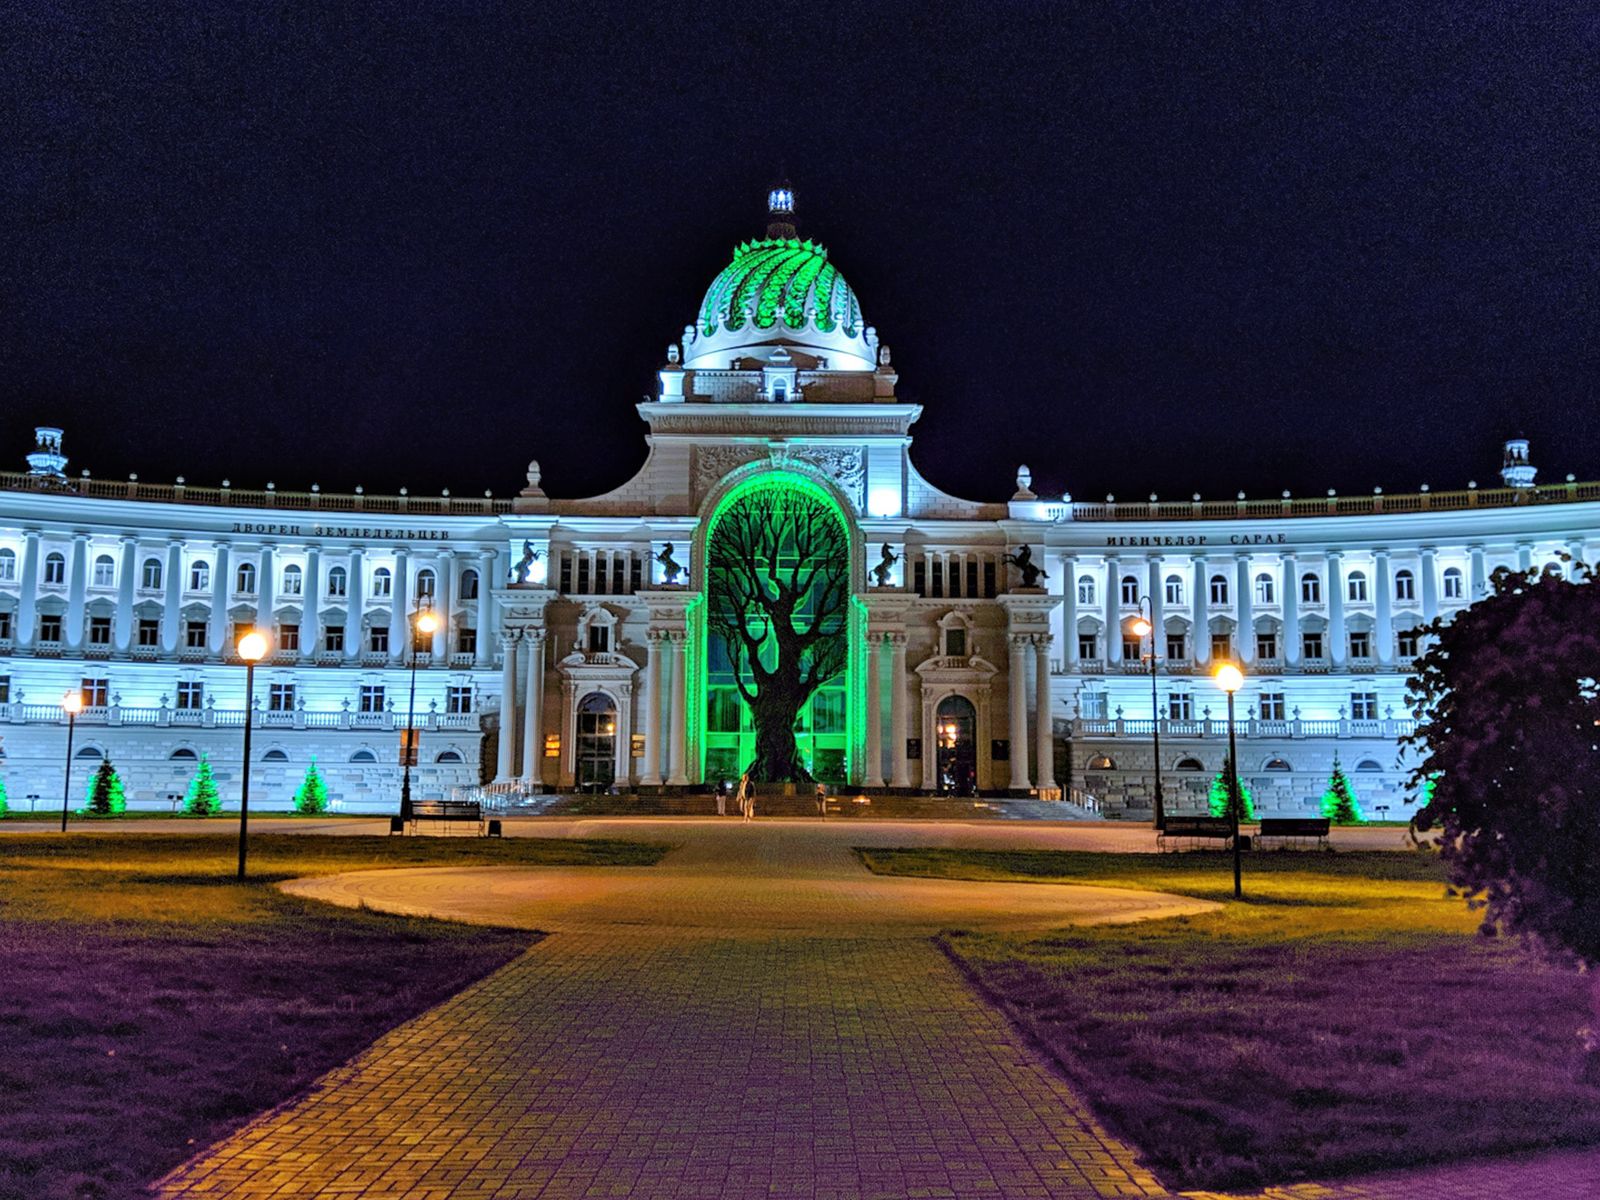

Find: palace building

[1,189,1595,817]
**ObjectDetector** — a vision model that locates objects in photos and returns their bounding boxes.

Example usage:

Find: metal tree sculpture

[707,483,851,782]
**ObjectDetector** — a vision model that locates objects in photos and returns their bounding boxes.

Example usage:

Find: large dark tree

[706,484,850,782]
[1407,562,1600,1074]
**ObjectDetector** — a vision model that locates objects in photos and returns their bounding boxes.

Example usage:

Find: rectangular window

[0,611,11,640]
[447,685,473,714]
[983,559,996,598]
[587,625,610,653]
[368,626,389,654]
[629,556,642,593]
[559,553,573,594]
[1351,692,1379,721]
[176,680,204,710]
[185,620,207,649]
[945,628,967,657]
[1255,632,1278,660]
[324,626,345,653]
[575,556,590,594]
[458,626,477,655]
[1077,633,1097,660]
[1397,629,1419,658]
[279,624,300,652]
[1122,636,1142,661]
[137,618,160,646]
[1211,632,1233,661]
[1167,692,1193,721]
[1165,633,1186,660]
[595,556,609,595]
[1302,632,1324,660]
[913,560,927,597]
[80,678,108,707]
[964,560,979,598]
[359,685,385,713]
[0,675,9,703]
[268,683,295,712]
[88,615,112,645]
[930,559,944,598]
[1349,631,1371,659]
[39,614,63,642]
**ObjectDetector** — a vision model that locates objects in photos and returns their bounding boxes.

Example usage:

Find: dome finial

[766,177,797,239]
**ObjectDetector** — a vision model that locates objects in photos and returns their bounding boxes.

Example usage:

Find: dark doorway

[575,691,617,792]
[935,695,978,795]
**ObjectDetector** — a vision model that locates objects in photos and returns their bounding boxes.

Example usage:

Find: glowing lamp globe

[1214,663,1244,693]
[1130,617,1152,638]
[61,691,83,715]
[237,631,269,663]
[415,611,440,636]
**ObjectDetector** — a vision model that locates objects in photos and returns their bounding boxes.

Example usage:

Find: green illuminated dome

[696,238,863,341]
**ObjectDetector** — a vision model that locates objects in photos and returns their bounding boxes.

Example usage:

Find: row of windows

[1098,627,1421,663]
[1081,690,1385,722]
[1086,754,1389,772]
[3,613,478,656]
[64,744,468,765]
[1084,566,1464,608]
[0,674,475,715]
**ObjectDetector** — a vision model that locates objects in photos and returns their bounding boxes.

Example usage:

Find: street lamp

[400,606,440,821]
[235,629,269,880]
[60,690,83,832]
[1214,661,1245,899]
[1130,599,1166,830]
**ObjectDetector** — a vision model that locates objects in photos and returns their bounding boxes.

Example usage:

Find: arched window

[1120,575,1139,605]
[235,562,257,594]
[1175,757,1205,771]
[350,749,378,763]
[1356,759,1383,771]
[1209,574,1229,604]
[436,750,464,763]
[1086,754,1117,771]
[0,548,15,582]
[262,748,289,761]
[44,552,66,585]
[327,566,347,598]
[141,558,162,589]
[1347,571,1368,602]
[281,564,303,596]
[1164,575,1184,605]
[1264,757,1293,771]
[92,555,115,587]
[75,745,104,760]
[1393,569,1415,602]
[188,560,211,591]
[1076,576,1095,606]
[1254,572,1276,605]
[460,569,480,601]
[1443,567,1464,600]
[416,569,436,601]
[169,747,198,760]
[371,567,392,597]
[1301,573,1321,603]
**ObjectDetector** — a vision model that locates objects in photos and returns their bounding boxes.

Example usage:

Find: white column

[1034,634,1055,791]
[644,633,665,785]
[1375,549,1393,665]
[1104,556,1121,664]
[300,547,321,663]
[1061,556,1079,668]
[1190,556,1208,667]
[1517,542,1533,573]
[475,550,496,667]
[864,633,884,787]
[613,683,633,788]
[433,552,454,661]
[258,544,276,635]
[1007,635,1032,791]
[1147,556,1164,651]
[497,631,518,781]
[161,540,183,653]
[667,634,689,785]
[1568,540,1587,580]
[64,533,89,651]
[15,531,41,648]
[889,633,911,787]
[207,541,231,655]
[344,546,366,661]
[1470,544,1487,599]
[1327,552,1346,665]
[521,631,544,786]
[1420,546,1439,621]
[114,536,137,651]
[1234,554,1254,664]
[1281,553,1300,665]
[388,548,409,663]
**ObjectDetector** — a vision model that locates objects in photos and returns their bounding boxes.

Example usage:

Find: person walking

[716,780,728,817]
[815,780,827,818]
[735,770,751,821]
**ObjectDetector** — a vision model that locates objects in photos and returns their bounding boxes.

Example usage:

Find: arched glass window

[1356,759,1383,771]
[1086,754,1117,771]
[1254,572,1276,605]
[1301,573,1321,603]
[350,749,378,763]
[416,569,436,600]
[1264,757,1293,771]
[1347,571,1368,602]
[1175,757,1204,771]
[460,569,480,601]
[436,750,464,763]
[76,745,104,759]
[235,562,257,594]
[1393,569,1415,602]
[262,748,289,761]
[169,747,198,760]
[44,552,66,585]
[188,560,211,591]
[281,564,303,596]
[371,567,392,597]
[327,566,348,597]
[92,555,115,587]
[0,548,15,582]
[1164,575,1183,605]
[1076,576,1095,606]
[141,558,162,589]
[1209,574,1229,604]
[1120,575,1139,605]
[1443,567,1464,599]
[575,692,617,791]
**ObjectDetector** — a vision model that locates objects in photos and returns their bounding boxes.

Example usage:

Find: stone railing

[1055,479,1600,522]
[1070,716,1414,740]
[0,471,513,515]
[1,701,484,732]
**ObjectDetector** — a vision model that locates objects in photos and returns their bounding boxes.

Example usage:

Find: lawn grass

[0,833,668,1200]
[858,846,1600,1191]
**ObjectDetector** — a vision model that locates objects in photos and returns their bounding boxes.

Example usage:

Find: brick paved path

[153,820,1600,1199]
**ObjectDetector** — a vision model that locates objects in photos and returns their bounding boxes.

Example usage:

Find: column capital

[1325,549,1344,561]
[1373,546,1390,558]
[1008,633,1032,651]
[1419,544,1437,556]
[886,631,909,648]
[1031,632,1053,647]
[119,534,139,548]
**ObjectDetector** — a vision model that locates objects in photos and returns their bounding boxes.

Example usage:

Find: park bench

[1156,815,1236,851]
[389,799,499,837]
[1256,816,1330,849]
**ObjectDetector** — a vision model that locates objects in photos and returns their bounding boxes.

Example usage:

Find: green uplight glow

[699,240,862,338]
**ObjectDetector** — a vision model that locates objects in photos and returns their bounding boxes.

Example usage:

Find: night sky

[7,3,1598,507]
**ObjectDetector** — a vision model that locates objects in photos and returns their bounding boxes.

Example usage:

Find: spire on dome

[766,181,797,239]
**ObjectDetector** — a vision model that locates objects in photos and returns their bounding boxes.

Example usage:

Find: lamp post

[1129,600,1165,830]
[400,607,440,821]
[235,629,268,880]
[1214,661,1244,899]
[60,691,83,832]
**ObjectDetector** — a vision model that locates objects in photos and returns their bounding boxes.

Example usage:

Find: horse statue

[1002,543,1047,588]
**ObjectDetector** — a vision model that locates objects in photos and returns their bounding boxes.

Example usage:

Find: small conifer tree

[184,755,221,816]
[0,774,9,816]
[1207,751,1256,822]
[294,757,329,814]
[85,759,127,815]
[1319,753,1364,824]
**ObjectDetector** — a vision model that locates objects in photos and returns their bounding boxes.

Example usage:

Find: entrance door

[575,692,617,792]
[935,695,977,796]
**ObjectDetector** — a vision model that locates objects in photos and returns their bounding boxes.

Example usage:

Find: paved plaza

[145,818,1599,1199]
